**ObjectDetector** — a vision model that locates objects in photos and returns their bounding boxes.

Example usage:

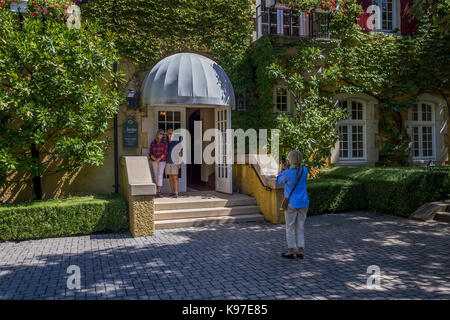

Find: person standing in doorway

[277,150,309,260]
[165,128,183,198]
[149,129,168,198]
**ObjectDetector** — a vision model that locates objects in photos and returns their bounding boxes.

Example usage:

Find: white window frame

[410,102,436,161]
[338,99,367,161]
[273,85,291,114]
[371,0,398,32]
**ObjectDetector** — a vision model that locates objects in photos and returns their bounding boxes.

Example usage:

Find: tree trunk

[31,144,42,200]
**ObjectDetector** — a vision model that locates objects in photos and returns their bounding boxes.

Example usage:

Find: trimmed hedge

[319,166,450,217]
[0,194,128,241]
[307,178,367,215]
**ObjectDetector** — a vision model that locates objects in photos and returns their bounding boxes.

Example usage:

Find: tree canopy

[0,0,122,199]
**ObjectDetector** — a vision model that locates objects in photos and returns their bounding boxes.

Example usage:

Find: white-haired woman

[277,150,309,259]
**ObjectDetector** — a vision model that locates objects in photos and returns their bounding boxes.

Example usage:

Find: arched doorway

[140,53,235,194]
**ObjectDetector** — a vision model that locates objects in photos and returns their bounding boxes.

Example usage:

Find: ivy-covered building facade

[235,0,449,168]
[0,0,448,205]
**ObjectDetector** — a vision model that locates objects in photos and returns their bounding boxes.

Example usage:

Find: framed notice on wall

[123,117,138,148]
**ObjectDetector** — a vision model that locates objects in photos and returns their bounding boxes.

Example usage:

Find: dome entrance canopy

[141,53,235,108]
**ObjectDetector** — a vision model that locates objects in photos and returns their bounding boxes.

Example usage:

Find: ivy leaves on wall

[83,0,254,74]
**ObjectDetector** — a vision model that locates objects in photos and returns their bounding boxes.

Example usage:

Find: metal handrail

[255,4,331,40]
[246,164,272,192]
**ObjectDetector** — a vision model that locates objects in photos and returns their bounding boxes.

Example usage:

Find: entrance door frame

[153,106,187,194]
[215,106,233,194]
[149,105,233,195]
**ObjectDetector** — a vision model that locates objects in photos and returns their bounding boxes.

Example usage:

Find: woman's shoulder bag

[280,166,304,211]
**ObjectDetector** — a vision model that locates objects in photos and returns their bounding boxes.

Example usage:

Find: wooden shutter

[401,0,418,34]
[357,0,373,31]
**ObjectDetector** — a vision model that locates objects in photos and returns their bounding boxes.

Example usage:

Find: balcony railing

[255,4,331,41]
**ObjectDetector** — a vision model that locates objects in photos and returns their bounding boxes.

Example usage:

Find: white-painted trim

[331,93,379,166]
[152,106,187,194]
[273,85,291,114]
[372,0,400,33]
[407,100,440,162]
[338,98,367,162]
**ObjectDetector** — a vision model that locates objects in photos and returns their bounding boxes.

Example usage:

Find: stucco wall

[233,164,285,224]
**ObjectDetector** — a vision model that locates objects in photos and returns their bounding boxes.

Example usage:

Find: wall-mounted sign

[123,117,138,148]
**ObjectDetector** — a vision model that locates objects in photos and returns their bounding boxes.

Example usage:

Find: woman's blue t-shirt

[276,167,309,209]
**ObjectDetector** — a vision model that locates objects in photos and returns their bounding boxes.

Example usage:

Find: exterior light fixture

[127,88,138,110]
[236,94,246,111]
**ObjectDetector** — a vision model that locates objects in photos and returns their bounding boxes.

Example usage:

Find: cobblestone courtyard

[0,212,449,300]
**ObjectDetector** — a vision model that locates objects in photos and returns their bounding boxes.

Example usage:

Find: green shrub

[307,178,367,215]
[319,166,450,217]
[0,194,128,241]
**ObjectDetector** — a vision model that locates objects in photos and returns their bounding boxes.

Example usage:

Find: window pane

[422,104,432,122]
[422,126,433,157]
[351,101,363,120]
[276,88,288,112]
[283,10,290,36]
[339,125,349,158]
[351,125,363,158]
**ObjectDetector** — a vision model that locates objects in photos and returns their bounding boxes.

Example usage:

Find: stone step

[155,205,261,220]
[155,214,265,229]
[434,212,450,223]
[155,194,257,211]
[410,201,450,221]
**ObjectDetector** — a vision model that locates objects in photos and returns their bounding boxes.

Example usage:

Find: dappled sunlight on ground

[0,211,449,300]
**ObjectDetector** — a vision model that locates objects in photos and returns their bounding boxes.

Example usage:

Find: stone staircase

[154,191,264,229]
[410,199,450,223]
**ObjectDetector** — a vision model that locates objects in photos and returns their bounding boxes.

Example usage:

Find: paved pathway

[0,212,449,300]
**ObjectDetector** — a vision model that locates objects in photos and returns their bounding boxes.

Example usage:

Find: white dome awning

[140,53,235,107]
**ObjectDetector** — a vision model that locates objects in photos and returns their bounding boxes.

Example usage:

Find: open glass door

[215,106,233,194]
[154,107,187,194]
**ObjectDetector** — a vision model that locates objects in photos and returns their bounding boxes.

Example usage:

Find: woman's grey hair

[288,150,303,166]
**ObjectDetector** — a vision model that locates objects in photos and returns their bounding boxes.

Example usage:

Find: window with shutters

[255,3,329,40]
[338,100,366,161]
[410,103,435,160]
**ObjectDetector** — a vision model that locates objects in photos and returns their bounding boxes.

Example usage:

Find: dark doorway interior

[187,109,202,186]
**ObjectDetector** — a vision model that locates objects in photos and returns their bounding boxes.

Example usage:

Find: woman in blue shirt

[277,150,309,259]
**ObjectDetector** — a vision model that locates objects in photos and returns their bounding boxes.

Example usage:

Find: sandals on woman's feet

[281,252,295,259]
[296,253,304,259]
